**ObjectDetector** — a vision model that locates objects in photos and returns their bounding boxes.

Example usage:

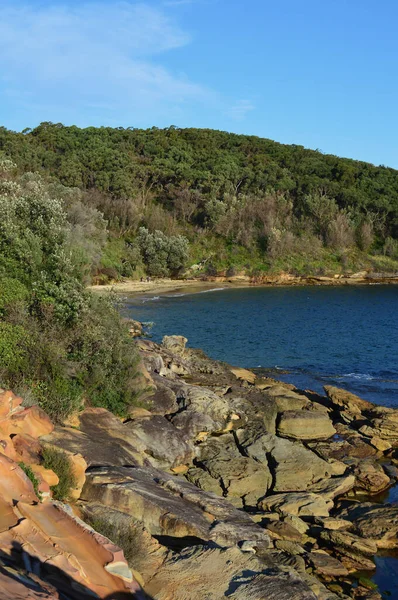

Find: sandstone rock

[308,475,356,500]
[324,386,374,415]
[238,429,333,492]
[42,409,143,468]
[192,434,272,507]
[124,415,194,470]
[169,382,234,437]
[260,492,333,517]
[146,374,179,415]
[81,465,270,549]
[277,410,336,441]
[0,405,54,439]
[162,334,188,356]
[369,436,391,452]
[266,520,307,543]
[230,367,256,384]
[341,502,398,548]
[264,384,311,411]
[320,529,377,556]
[144,545,318,600]
[316,517,352,531]
[306,550,349,577]
[353,459,391,494]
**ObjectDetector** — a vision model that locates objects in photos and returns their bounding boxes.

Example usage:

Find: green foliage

[0,161,144,422]
[18,462,40,497]
[0,323,30,372]
[1,123,398,277]
[137,227,189,276]
[41,447,76,501]
[0,278,29,316]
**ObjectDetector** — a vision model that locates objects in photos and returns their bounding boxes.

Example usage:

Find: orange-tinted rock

[17,501,142,597]
[12,433,42,464]
[8,406,54,438]
[0,496,19,532]
[0,454,38,504]
[0,437,19,461]
[31,464,59,487]
[0,389,23,420]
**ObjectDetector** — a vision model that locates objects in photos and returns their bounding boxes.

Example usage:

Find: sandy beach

[87,278,245,297]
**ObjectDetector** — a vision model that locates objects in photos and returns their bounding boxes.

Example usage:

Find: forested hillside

[1,123,398,278]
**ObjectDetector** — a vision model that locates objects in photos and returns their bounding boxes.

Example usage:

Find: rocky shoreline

[1,334,398,598]
[89,271,398,299]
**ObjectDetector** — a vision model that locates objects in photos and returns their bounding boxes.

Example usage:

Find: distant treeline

[1,123,398,278]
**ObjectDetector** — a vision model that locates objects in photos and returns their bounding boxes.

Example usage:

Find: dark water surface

[124,285,398,407]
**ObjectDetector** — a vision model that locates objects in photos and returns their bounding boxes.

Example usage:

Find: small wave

[342,372,374,381]
[168,293,188,297]
[141,296,160,303]
[197,287,226,294]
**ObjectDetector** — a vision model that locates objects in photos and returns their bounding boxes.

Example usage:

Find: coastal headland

[1,331,397,599]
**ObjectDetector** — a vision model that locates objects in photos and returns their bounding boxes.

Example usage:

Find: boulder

[124,415,194,470]
[341,503,398,548]
[265,384,311,411]
[306,550,349,577]
[259,492,333,517]
[81,465,270,549]
[277,411,336,441]
[238,429,333,492]
[352,459,391,494]
[307,475,356,500]
[230,367,256,385]
[144,545,318,600]
[324,386,374,415]
[162,335,188,356]
[320,530,377,571]
[169,382,235,437]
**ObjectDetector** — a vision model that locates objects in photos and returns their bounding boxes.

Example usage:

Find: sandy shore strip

[87,278,244,297]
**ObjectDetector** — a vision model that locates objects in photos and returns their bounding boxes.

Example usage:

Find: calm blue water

[123,285,398,407]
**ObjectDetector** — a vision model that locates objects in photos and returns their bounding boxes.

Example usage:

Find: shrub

[19,462,40,497]
[0,322,30,374]
[0,278,29,316]
[41,447,76,501]
[137,227,189,277]
[87,517,142,566]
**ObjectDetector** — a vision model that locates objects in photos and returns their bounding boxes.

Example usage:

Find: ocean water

[123,285,398,407]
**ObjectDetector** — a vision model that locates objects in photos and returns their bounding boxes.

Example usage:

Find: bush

[0,322,30,374]
[19,462,40,497]
[137,227,189,277]
[41,447,76,501]
[0,278,29,316]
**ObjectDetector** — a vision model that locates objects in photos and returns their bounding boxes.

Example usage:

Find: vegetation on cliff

[0,155,140,420]
[1,123,398,279]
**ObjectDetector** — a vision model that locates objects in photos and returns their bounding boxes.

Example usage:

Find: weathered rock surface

[324,386,374,415]
[81,465,271,549]
[277,410,336,441]
[144,545,318,600]
[340,503,398,548]
[0,399,144,599]
[260,492,333,517]
[238,427,333,492]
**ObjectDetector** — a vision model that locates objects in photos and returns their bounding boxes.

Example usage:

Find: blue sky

[1,0,397,167]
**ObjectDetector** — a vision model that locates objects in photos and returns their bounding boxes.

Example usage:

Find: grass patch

[19,462,40,497]
[41,447,76,501]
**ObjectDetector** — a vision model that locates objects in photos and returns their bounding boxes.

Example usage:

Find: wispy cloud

[0,1,210,128]
[227,99,255,121]
[163,0,196,6]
